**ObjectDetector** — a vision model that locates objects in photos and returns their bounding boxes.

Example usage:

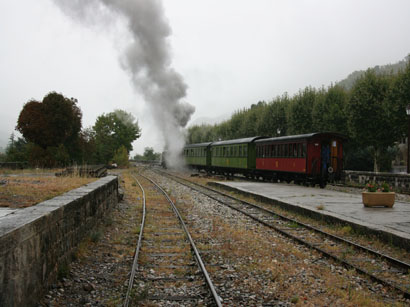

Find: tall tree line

[187,62,410,172]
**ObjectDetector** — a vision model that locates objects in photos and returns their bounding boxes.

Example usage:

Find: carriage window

[239,145,243,157]
[284,144,289,157]
[302,143,307,157]
[293,144,298,157]
[289,144,293,157]
[244,146,247,156]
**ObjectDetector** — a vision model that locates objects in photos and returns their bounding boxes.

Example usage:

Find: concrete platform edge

[0,176,119,307]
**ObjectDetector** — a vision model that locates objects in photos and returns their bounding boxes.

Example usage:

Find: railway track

[123,173,221,306]
[157,169,410,300]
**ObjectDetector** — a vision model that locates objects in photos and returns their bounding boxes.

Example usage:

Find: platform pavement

[213,181,410,247]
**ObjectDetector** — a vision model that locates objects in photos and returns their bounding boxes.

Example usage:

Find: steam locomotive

[183,132,346,188]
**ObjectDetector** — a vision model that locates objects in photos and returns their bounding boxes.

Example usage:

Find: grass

[90,229,103,243]
[0,170,95,208]
[57,261,70,280]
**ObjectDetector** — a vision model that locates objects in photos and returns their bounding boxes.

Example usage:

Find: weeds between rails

[124,171,221,306]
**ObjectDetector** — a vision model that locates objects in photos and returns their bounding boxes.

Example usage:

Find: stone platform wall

[343,170,410,192]
[0,176,119,307]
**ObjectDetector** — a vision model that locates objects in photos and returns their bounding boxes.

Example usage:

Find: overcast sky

[1,0,410,155]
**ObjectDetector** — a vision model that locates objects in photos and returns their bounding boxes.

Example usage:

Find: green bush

[112,145,129,168]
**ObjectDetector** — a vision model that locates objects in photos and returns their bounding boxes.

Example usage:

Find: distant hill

[337,54,410,90]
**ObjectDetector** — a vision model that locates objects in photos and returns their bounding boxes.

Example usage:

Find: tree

[77,127,98,164]
[16,92,82,149]
[5,133,29,162]
[347,69,395,172]
[312,85,348,134]
[386,60,410,139]
[143,147,161,161]
[257,95,289,137]
[15,92,82,167]
[287,87,316,134]
[93,110,141,163]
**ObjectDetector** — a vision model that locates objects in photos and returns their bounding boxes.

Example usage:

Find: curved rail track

[157,169,410,299]
[124,173,221,307]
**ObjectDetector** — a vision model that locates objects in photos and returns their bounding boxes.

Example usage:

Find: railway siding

[0,176,119,307]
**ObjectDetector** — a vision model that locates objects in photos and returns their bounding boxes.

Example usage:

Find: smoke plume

[53,0,194,168]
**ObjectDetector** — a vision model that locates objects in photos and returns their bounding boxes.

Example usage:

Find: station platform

[212,181,410,249]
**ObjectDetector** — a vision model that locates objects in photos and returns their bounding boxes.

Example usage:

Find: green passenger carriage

[183,142,212,171]
[210,137,263,175]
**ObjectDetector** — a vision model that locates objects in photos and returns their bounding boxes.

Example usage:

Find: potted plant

[362,182,395,208]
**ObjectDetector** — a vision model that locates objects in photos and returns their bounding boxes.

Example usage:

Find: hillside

[337,54,409,90]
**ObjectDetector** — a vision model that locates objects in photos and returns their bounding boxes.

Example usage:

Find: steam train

[183,132,346,188]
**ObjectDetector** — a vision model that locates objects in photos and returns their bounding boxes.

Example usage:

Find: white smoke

[53,0,194,168]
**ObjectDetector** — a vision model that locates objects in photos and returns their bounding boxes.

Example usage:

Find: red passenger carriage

[254,133,346,187]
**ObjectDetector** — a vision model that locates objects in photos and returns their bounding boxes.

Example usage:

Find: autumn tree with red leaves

[16,92,82,166]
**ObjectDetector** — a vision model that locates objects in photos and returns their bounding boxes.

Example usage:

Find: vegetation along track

[124,172,221,306]
[157,169,410,300]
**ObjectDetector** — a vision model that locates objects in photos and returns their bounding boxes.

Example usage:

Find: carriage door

[330,140,339,172]
[321,142,330,175]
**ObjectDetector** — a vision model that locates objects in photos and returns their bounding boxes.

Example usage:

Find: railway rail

[157,169,410,300]
[124,172,221,306]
